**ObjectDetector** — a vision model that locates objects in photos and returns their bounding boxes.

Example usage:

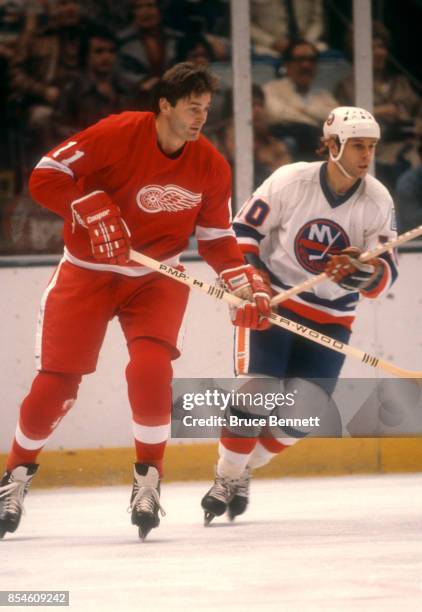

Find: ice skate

[227,468,250,521]
[0,464,38,538]
[129,464,166,540]
[201,467,250,525]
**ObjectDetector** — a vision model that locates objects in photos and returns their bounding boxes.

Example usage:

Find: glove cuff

[360,259,385,294]
[220,264,251,294]
[71,190,117,230]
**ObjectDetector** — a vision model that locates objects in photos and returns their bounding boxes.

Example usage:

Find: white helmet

[323,106,380,177]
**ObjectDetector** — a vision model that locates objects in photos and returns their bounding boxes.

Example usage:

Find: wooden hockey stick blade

[129,249,422,379]
[270,223,422,307]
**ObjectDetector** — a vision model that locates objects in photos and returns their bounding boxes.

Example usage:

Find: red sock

[6,371,81,470]
[126,338,173,477]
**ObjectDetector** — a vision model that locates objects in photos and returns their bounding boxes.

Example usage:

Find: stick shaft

[270,223,422,307]
[129,249,422,379]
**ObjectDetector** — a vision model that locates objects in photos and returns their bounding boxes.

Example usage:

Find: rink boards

[1,438,422,488]
[1,256,422,486]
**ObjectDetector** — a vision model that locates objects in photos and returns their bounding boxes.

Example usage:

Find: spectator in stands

[164,0,230,60]
[335,21,421,192]
[83,0,132,32]
[117,0,180,107]
[163,0,228,37]
[175,32,215,66]
[0,0,37,183]
[0,0,26,137]
[395,141,422,232]
[262,39,338,160]
[250,0,327,59]
[216,84,292,190]
[252,84,292,178]
[0,0,41,36]
[55,26,137,137]
[9,0,92,157]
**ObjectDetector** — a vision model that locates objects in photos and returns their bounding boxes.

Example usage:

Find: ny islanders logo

[294,219,350,274]
[136,184,202,213]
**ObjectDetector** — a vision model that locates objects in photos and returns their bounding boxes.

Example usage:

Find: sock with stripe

[126,338,173,477]
[6,371,81,470]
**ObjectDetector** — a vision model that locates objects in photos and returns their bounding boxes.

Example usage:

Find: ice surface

[1,474,422,611]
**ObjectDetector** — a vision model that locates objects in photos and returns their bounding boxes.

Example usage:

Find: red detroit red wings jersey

[29,111,243,274]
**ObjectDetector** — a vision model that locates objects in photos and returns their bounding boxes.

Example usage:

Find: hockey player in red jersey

[201,106,399,525]
[0,62,272,540]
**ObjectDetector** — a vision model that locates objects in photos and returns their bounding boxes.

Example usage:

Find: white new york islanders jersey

[234,161,398,328]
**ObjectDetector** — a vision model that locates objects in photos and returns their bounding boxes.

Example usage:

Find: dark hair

[283,39,319,62]
[80,25,117,66]
[316,134,343,158]
[175,34,216,64]
[372,21,391,48]
[153,62,219,114]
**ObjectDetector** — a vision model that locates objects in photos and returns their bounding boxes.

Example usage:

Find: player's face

[167,93,212,142]
[340,138,378,178]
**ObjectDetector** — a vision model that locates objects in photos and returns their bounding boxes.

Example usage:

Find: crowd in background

[0,0,421,255]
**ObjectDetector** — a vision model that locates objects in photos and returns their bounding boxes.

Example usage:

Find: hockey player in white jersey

[201,106,399,524]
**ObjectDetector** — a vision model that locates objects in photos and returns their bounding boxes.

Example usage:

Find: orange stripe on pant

[235,326,249,375]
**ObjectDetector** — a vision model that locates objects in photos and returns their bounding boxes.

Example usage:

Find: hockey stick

[270,223,422,307]
[129,249,422,379]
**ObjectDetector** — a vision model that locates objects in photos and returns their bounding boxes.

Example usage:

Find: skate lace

[210,475,237,503]
[235,471,250,497]
[129,486,166,517]
[0,481,26,516]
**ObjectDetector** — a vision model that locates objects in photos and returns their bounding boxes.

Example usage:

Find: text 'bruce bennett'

[182,415,321,427]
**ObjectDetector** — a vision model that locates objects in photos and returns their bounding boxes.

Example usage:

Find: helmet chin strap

[333,159,354,180]
[329,139,354,180]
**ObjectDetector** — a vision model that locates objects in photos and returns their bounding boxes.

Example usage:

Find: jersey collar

[320,162,361,208]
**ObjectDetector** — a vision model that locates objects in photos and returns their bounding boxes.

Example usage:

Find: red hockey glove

[220,264,272,330]
[325,247,384,292]
[71,191,131,265]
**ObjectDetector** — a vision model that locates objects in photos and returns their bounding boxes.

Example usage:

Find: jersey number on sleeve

[52,141,85,166]
[245,199,270,227]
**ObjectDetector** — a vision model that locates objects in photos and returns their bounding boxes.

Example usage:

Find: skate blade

[136,516,160,541]
[0,521,17,538]
[204,511,216,526]
[227,510,236,522]
[138,526,152,541]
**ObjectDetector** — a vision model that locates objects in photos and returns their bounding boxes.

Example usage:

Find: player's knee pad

[20,371,82,436]
[223,375,290,438]
[126,338,173,387]
[30,371,82,403]
[230,375,283,417]
[267,377,342,439]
